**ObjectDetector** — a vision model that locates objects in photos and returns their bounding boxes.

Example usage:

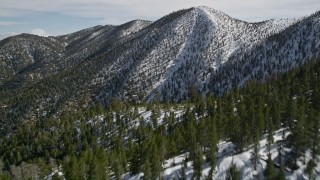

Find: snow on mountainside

[0,6,319,123]
[141,6,297,101]
[0,20,151,88]
[208,11,320,94]
[124,129,320,180]
[42,105,320,180]
[109,104,319,179]
[103,6,296,102]
[0,34,64,85]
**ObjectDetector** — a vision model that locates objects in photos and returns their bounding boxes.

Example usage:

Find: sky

[0,0,319,39]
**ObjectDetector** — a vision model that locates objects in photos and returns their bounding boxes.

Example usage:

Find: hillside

[0,6,320,179]
[1,59,319,179]
[1,7,317,128]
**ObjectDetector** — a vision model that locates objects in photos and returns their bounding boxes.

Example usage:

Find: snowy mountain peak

[194,6,219,13]
[0,7,319,121]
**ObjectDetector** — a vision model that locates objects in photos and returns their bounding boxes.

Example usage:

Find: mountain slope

[2,58,320,179]
[207,10,320,94]
[0,34,64,85]
[83,6,296,102]
[0,6,319,129]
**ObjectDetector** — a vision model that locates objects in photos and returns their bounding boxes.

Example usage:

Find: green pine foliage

[0,59,319,179]
[226,162,240,180]
[264,154,276,180]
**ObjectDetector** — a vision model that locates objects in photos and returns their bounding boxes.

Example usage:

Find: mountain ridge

[0,6,319,127]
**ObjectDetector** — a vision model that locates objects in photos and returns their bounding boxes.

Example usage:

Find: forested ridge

[2,7,318,129]
[0,59,319,179]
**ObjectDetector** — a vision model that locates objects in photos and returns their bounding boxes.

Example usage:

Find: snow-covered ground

[124,128,320,180]
[43,106,320,180]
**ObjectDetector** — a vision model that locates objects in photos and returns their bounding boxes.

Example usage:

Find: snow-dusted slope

[207,11,320,94]
[0,34,64,85]
[0,6,319,122]
[0,20,152,88]
[123,129,320,180]
[92,6,297,102]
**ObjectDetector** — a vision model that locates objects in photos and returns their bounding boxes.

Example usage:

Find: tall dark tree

[192,144,204,180]
[264,154,276,180]
[226,161,240,180]
[277,162,286,180]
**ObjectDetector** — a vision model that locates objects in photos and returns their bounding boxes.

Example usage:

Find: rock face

[0,6,319,125]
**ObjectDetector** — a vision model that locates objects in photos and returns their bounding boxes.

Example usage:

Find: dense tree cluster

[0,59,319,179]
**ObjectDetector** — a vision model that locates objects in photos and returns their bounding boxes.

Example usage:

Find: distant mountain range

[0,6,319,127]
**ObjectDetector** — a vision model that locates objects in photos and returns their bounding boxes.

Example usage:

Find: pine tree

[267,112,274,154]
[225,94,235,140]
[97,148,110,179]
[252,133,260,171]
[264,154,276,180]
[206,167,214,180]
[198,118,210,153]
[226,161,240,180]
[78,151,90,179]
[129,145,142,175]
[209,120,218,168]
[230,115,243,152]
[172,125,185,153]
[143,157,152,180]
[192,144,204,180]
[285,98,296,130]
[308,109,320,160]
[270,98,281,129]
[150,141,162,179]
[111,152,123,180]
[216,98,224,139]
[305,159,315,180]
[65,155,81,180]
[180,158,188,180]
[187,120,197,159]
[277,162,286,180]
[89,155,101,180]
[256,97,265,134]
[290,100,307,165]
[133,105,139,118]
[151,106,160,128]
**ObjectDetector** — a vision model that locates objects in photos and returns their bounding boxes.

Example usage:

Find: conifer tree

[129,145,142,175]
[256,97,265,134]
[143,157,152,180]
[198,118,210,153]
[290,101,307,165]
[65,155,81,180]
[305,159,315,180]
[226,161,240,180]
[308,109,320,160]
[151,106,160,128]
[209,120,218,167]
[252,133,260,171]
[270,98,281,129]
[192,144,204,180]
[277,162,286,180]
[151,142,163,179]
[225,94,235,140]
[180,158,188,180]
[264,154,276,180]
[216,98,224,139]
[89,155,101,180]
[187,120,197,159]
[231,115,243,152]
[267,111,274,154]
[111,152,123,180]
[285,98,296,130]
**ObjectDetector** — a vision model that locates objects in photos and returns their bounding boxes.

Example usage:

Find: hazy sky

[0,0,319,39]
